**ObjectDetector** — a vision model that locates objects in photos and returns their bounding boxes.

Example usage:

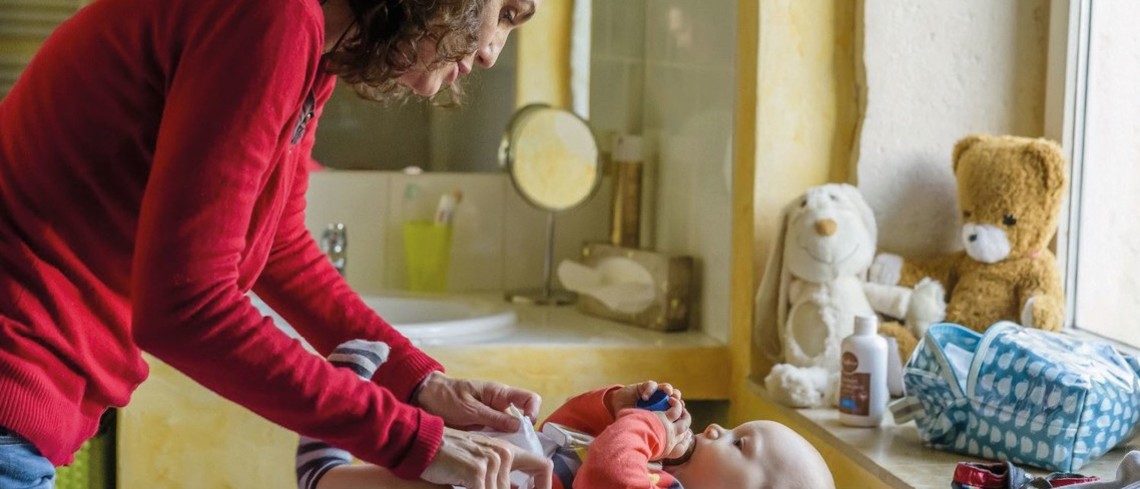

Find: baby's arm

[541,385,622,436]
[297,340,447,489]
[574,383,691,489]
[312,465,447,489]
[542,381,681,437]
[297,438,445,489]
[573,410,676,489]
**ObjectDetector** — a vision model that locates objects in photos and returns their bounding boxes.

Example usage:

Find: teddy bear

[870,134,1067,333]
[754,183,945,408]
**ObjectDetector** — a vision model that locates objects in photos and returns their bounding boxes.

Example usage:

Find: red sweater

[543,387,683,488]
[0,0,443,477]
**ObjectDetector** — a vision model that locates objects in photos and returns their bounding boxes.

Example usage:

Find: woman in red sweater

[0,0,548,488]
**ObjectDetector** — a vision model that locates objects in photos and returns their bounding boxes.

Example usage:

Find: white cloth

[1064,451,1140,489]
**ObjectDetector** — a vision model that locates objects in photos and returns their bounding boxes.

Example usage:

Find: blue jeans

[0,429,54,489]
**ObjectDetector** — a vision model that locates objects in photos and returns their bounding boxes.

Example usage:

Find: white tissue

[474,405,545,489]
[557,258,657,314]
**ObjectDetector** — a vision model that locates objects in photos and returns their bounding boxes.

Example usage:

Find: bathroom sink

[359,295,516,344]
[252,293,516,346]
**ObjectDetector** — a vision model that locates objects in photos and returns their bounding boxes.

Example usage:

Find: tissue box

[575,243,693,332]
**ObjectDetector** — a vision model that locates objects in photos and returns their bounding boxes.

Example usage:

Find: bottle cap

[854,315,879,336]
[635,389,671,411]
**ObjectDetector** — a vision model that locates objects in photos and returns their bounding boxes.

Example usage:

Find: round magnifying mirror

[503,105,601,211]
[499,104,601,305]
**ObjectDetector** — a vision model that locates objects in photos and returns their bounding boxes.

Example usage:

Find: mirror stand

[505,212,576,305]
[500,103,600,307]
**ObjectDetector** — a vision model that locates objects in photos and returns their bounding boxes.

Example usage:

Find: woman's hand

[606,380,681,416]
[419,427,553,489]
[414,372,541,432]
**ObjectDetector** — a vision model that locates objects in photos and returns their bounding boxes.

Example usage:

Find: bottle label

[839,351,870,416]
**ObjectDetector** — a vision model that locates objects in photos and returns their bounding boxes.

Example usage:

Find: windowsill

[746,381,1140,489]
[1067,326,1140,357]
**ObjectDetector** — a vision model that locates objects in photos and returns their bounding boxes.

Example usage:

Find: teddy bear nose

[968,234,978,242]
[814,219,838,236]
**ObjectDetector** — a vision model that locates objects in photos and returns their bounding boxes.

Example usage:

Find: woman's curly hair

[322,0,488,105]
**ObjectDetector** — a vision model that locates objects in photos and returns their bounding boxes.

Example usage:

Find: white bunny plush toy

[754,183,945,408]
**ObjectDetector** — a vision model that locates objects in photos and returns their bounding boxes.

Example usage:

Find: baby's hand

[652,405,693,461]
[608,381,681,415]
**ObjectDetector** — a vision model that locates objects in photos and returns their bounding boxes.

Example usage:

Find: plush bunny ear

[835,183,876,244]
[754,194,799,367]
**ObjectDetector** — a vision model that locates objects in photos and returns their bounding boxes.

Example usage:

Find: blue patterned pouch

[890,322,1140,472]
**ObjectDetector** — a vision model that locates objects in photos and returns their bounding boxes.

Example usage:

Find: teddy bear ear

[1023,138,1067,192]
[952,135,987,173]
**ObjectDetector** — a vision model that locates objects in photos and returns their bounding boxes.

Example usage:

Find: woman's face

[398,0,540,96]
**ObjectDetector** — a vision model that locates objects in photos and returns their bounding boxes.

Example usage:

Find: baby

[539,381,836,489]
[297,340,835,489]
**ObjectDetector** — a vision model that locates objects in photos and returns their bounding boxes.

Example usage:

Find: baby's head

[665,420,834,489]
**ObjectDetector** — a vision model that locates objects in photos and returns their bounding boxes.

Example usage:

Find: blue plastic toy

[635,389,671,411]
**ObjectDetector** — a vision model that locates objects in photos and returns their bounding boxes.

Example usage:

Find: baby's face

[666,420,834,489]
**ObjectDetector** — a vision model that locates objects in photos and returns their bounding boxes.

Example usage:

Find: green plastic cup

[403,220,453,293]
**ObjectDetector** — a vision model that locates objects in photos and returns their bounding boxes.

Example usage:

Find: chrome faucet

[320,223,347,276]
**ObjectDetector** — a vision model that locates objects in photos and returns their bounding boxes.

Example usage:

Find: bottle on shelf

[838,315,889,427]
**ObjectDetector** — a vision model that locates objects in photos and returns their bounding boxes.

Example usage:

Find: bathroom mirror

[311,41,519,173]
[500,104,601,305]
[308,0,593,173]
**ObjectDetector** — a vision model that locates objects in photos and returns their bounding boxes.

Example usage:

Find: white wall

[304,171,611,294]
[857,0,1050,256]
[591,0,737,341]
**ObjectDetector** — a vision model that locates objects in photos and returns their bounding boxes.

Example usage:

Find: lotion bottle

[609,134,643,248]
[838,315,889,427]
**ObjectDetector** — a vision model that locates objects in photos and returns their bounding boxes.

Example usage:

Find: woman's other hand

[419,427,553,489]
[414,372,541,432]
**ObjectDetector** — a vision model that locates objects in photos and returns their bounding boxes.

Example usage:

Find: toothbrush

[403,183,420,220]
[433,189,462,225]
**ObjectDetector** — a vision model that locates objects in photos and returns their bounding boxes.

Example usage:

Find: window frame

[1045,0,1088,333]
[1046,0,1140,349]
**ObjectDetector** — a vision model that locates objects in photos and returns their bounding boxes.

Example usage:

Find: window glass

[1069,1,1140,346]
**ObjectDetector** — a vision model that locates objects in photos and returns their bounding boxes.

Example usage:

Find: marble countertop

[420,294,725,348]
[259,290,723,348]
[749,382,1140,488]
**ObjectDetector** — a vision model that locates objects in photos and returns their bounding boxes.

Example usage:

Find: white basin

[253,293,516,346]
[360,295,516,344]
